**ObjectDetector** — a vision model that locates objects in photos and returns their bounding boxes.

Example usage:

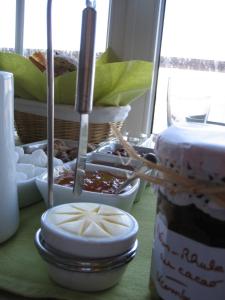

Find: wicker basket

[14,99,130,144]
[15,111,124,144]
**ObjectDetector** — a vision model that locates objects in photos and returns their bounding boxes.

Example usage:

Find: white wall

[108,0,159,137]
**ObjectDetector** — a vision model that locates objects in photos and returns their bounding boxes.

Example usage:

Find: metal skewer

[73,0,97,197]
[46,0,54,208]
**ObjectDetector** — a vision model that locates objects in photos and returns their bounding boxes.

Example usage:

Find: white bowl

[94,143,155,203]
[87,152,142,170]
[17,178,43,208]
[36,163,140,212]
[17,138,93,208]
[87,152,151,203]
[16,141,47,208]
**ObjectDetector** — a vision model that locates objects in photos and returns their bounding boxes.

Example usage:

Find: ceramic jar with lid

[0,72,19,243]
[149,124,225,300]
[35,202,138,291]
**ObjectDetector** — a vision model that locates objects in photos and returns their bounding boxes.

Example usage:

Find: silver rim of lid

[35,229,138,273]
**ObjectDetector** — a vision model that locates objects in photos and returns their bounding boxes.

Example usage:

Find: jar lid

[41,202,138,258]
[155,124,225,221]
[155,124,225,181]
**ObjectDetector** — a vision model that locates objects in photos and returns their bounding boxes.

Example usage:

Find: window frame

[14,0,160,136]
[15,0,25,55]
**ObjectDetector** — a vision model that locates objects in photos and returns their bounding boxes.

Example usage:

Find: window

[0,0,110,54]
[23,0,110,53]
[153,0,225,133]
[1,0,157,138]
[0,0,16,50]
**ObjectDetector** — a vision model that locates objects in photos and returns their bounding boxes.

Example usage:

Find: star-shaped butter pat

[48,203,132,238]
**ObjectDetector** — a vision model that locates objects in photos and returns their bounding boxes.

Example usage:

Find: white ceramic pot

[35,202,139,291]
[0,72,19,242]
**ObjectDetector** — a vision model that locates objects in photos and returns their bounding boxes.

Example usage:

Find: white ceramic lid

[41,202,138,258]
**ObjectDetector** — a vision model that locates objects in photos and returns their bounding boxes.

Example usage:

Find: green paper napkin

[96,48,120,65]
[0,52,46,101]
[0,50,152,106]
[0,188,156,300]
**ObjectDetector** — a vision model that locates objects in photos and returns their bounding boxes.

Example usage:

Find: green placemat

[0,188,156,300]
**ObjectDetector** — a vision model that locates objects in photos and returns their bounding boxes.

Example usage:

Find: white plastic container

[0,72,19,242]
[35,202,138,291]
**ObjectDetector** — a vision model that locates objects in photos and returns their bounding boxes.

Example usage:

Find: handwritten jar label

[151,214,225,300]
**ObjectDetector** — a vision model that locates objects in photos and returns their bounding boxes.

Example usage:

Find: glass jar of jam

[149,125,225,300]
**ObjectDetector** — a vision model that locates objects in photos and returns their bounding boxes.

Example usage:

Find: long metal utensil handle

[76,0,96,114]
[47,0,54,208]
[147,0,166,133]
[73,1,97,196]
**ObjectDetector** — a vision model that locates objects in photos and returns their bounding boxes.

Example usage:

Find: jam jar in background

[149,124,225,300]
